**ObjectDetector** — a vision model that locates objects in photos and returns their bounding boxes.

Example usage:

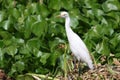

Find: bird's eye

[61,14,66,16]
[63,14,66,16]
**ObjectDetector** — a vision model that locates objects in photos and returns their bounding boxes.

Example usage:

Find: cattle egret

[57,11,94,71]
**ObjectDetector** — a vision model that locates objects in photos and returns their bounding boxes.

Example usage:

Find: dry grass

[57,60,120,80]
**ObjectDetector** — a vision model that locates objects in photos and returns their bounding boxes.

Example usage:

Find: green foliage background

[0,0,120,78]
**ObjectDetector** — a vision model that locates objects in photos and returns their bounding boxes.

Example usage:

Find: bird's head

[57,11,69,18]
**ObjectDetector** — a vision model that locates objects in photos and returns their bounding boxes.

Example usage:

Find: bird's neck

[65,16,74,39]
[65,17,72,31]
[65,17,70,28]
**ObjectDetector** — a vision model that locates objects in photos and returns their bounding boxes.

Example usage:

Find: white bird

[57,11,94,70]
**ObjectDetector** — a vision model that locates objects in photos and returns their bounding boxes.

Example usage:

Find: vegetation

[0,0,120,79]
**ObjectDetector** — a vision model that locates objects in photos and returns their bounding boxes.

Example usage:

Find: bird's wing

[73,33,89,52]
[69,32,91,59]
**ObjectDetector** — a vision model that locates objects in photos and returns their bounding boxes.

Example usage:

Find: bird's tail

[88,62,94,70]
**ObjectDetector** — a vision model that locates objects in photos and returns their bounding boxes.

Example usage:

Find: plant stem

[64,44,68,79]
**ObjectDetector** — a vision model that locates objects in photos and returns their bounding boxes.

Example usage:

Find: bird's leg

[73,56,77,69]
[78,61,82,76]
[71,53,77,72]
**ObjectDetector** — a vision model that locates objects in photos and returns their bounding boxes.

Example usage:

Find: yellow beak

[56,15,61,18]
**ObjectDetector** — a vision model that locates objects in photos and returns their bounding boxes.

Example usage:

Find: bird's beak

[56,15,61,18]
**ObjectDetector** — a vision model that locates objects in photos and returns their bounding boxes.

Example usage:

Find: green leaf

[3,39,12,46]
[10,8,20,19]
[110,34,120,48]
[27,3,38,14]
[0,40,4,47]
[16,75,34,80]
[0,11,5,22]
[26,38,41,50]
[84,38,96,51]
[103,3,117,11]
[35,51,43,58]
[84,0,99,9]
[38,4,50,17]
[15,38,24,44]
[49,51,61,66]
[93,9,104,21]
[96,39,110,56]
[106,12,120,23]
[85,26,101,40]
[4,45,18,56]
[115,53,120,58]
[32,21,47,38]
[0,48,4,67]
[48,0,61,10]
[70,15,79,28]
[16,61,25,72]
[86,10,94,18]
[19,45,31,56]
[2,20,11,30]
[40,53,50,65]
[32,48,42,58]
[24,17,32,38]
[62,0,73,10]
[11,61,25,73]
[35,67,49,74]
[102,1,120,12]
[49,37,65,52]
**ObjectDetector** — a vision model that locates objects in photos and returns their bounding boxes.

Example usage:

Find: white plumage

[58,11,94,70]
